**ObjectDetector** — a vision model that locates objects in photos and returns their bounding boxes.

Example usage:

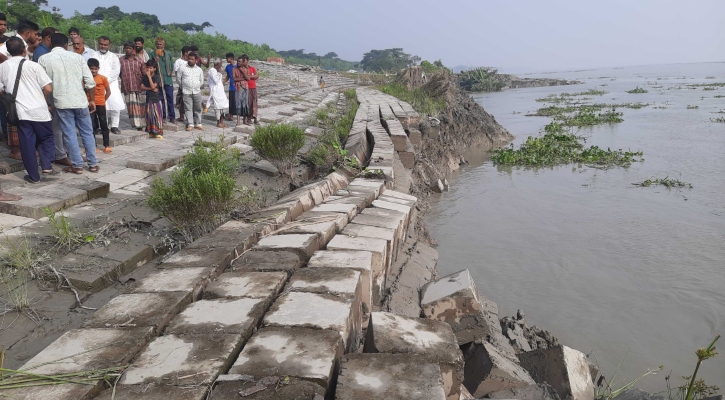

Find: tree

[360,48,416,72]
[323,52,338,59]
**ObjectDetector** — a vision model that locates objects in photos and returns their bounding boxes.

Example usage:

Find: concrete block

[325,195,368,213]
[132,267,214,299]
[296,210,349,233]
[310,203,358,221]
[343,222,397,262]
[74,237,154,276]
[229,327,343,391]
[421,269,493,345]
[263,291,361,352]
[364,312,464,400]
[336,353,447,400]
[347,178,385,196]
[126,154,183,172]
[162,245,233,274]
[234,124,256,134]
[186,219,259,254]
[360,207,407,240]
[277,189,315,213]
[21,327,154,375]
[166,297,267,335]
[487,383,561,400]
[52,253,124,293]
[235,249,303,274]
[308,250,374,319]
[96,385,208,400]
[210,375,325,400]
[372,199,411,226]
[335,188,377,205]
[431,179,444,193]
[255,233,320,260]
[409,128,422,146]
[398,149,415,169]
[279,219,337,247]
[327,235,388,303]
[518,345,595,400]
[84,292,190,333]
[251,160,279,176]
[463,342,535,398]
[121,334,241,386]
[204,271,287,300]
[287,267,362,302]
[243,207,291,230]
[0,383,98,400]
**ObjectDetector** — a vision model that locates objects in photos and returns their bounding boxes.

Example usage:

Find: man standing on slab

[0,37,55,183]
[176,52,204,131]
[223,52,237,120]
[148,37,175,122]
[39,33,98,174]
[119,42,146,131]
[92,36,125,134]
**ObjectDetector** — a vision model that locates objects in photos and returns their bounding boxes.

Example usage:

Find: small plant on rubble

[250,123,306,177]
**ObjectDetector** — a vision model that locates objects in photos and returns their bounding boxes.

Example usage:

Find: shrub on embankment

[250,123,306,177]
[304,89,361,175]
[147,139,239,241]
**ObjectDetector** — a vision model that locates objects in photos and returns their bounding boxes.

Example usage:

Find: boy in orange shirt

[87,58,112,154]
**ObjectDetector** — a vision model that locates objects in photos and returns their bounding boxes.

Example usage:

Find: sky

[47,0,725,73]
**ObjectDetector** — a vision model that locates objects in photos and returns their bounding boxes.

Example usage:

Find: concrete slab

[287,267,361,301]
[336,353,447,400]
[308,250,374,319]
[204,271,287,300]
[518,345,595,400]
[421,269,496,345]
[279,219,337,247]
[210,375,326,400]
[52,253,124,293]
[132,267,214,299]
[166,297,268,335]
[335,188,376,205]
[342,222,397,263]
[121,334,241,386]
[364,312,464,400]
[347,178,385,196]
[327,235,388,303]
[21,327,154,374]
[372,199,411,226]
[360,207,407,239]
[296,210,349,233]
[161,245,233,274]
[229,327,343,391]
[255,233,320,260]
[127,153,184,172]
[96,385,208,400]
[0,383,98,400]
[464,342,535,398]
[325,195,368,212]
[84,292,190,332]
[310,203,358,221]
[379,192,417,207]
[263,291,361,352]
[185,219,259,254]
[353,213,403,240]
[234,249,302,274]
[251,159,279,176]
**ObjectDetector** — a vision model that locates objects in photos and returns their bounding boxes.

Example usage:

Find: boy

[87,58,112,154]
[141,59,164,138]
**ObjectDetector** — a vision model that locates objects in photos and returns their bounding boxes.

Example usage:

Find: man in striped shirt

[176,52,204,131]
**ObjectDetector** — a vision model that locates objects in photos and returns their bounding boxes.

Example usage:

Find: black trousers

[18,120,54,182]
[91,105,110,147]
[228,90,237,116]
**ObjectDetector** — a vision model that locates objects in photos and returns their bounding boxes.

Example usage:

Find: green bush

[147,139,239,241]
[379,83,444,116]
[249,124,306,176]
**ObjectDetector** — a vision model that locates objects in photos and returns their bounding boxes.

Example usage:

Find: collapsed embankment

[382,68,600,399]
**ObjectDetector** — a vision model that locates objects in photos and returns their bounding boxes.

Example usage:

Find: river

[426,63,725,393]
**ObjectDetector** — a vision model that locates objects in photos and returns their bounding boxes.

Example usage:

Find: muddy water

[427,63,725,392]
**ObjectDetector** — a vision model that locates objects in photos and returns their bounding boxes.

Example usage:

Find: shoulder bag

[0,59,26,126]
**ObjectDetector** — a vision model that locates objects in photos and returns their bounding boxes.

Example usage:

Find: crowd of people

[0,15,261,202]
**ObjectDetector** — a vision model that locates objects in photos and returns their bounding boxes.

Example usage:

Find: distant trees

[360,48,419,73]
[277,49,357,71]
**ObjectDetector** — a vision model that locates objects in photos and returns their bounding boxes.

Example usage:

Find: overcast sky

[49,0,724,73]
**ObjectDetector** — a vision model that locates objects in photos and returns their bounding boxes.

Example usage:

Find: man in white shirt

[173,45,191,124]
[0,20,39,62]
[0,37,54,183]
[176,52,204,131]
[91,36,125,134]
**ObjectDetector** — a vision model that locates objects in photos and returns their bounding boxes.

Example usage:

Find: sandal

[63,166,83,174]
[103,147,113,154]
[89,165,100,173]
[42,169,60,175]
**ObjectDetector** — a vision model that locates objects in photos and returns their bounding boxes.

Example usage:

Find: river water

[426,63,725,392]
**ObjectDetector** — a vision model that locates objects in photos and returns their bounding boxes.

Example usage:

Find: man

[0,37,55,183]
[0,13,7,36]
[188,45,211,68]
[148,37,175,122]
[242,55,259,125]
[176,52,204,131]
[119,42,146,130]
[68,27,80,41]
[134,37,149,63]
[0,20,40,61]
[39,33,98,174]
[223,52,236,120]
[92,36,125,134]
[173,46,191,123]
[32,27,58,62]
[71,36,94,61]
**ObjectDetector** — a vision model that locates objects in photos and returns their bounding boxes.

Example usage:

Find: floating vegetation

[702,87,717,91]
[633,176,692,189]
[714,95,725,98]
[710,117,725,123]
[535,89,607,103]
[705,76,716,79]
[561,108,623,127]
[627,87,648,94]
[686,105,699,109]
[688,82,725,87]
[491,122,643,168]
